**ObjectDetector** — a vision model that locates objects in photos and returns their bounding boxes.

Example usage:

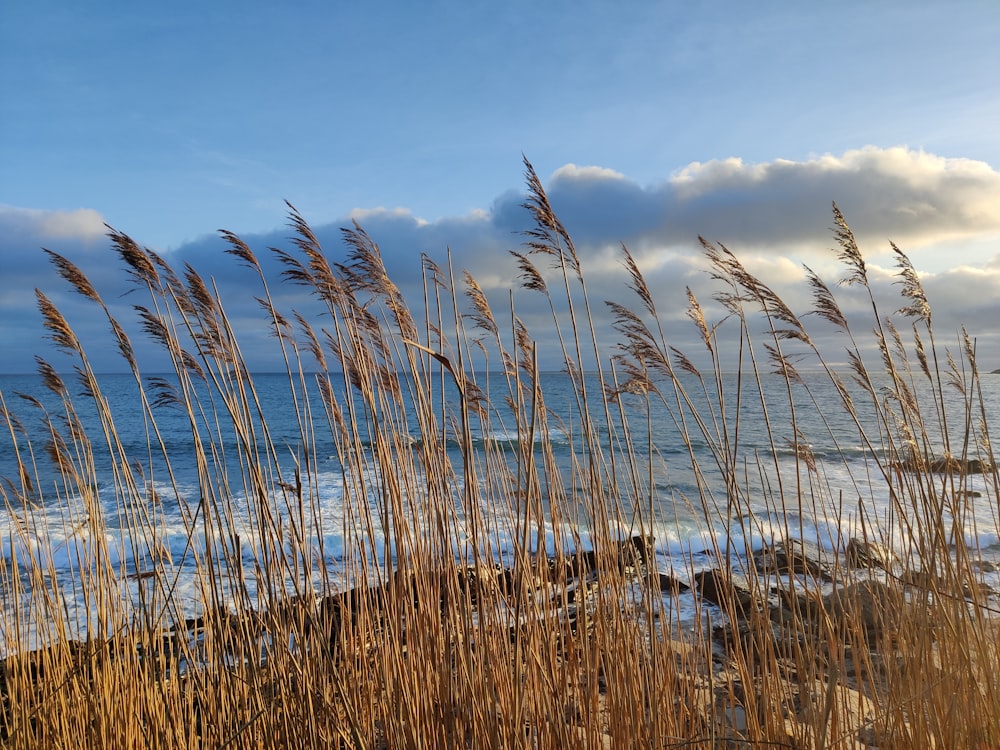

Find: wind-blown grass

[1,160,998,747]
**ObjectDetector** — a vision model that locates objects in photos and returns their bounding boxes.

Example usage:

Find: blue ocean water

[2,368,999,648]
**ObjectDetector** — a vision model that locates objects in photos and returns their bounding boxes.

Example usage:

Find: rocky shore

[2,534,996,746]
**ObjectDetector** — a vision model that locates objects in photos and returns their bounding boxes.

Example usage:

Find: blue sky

[3,1,1000,373]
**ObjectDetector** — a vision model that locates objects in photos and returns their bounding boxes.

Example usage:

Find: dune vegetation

[1,160,999,748]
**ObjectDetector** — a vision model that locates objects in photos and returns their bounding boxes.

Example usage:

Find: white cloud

[348,206,429,227]
[6,146,1000,372]
[671,156,768,195]
[533,147,1000,266]
[551,164,627,182]
[0,205,106,241]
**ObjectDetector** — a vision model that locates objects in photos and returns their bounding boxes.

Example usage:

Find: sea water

[2,369,999,651]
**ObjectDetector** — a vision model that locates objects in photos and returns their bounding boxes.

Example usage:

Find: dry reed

[1,165,998,748]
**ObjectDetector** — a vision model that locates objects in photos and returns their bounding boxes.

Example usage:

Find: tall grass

[1,160,998,747]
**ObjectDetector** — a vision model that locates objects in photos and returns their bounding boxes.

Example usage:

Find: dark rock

[756,539,835,581]
[963,459,994,474]
[558,535,655,579]
[694,569,759,615]
[615,534,655,570]
[657,572,690,594]
[845,538,894,570]
[893,453,995,475]
[963,580,995,599]
[898,568,949,593]
[773,587,824,624]
[712,613,809,663]
[822,580,899,642]
[973,559,998,573]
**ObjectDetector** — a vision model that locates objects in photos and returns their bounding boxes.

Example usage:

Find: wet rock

[897,567,994,600]
[694,569,759,616]
[657,572,690,594]
[615,534,655,570]
[756,539,835,581]
[973,559,998,573]
[845,538,894,570]
[960,458,994,474]
[555,535,655,580]
[893,453,995,474]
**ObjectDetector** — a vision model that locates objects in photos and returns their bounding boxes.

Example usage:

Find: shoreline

[4,532,994,745]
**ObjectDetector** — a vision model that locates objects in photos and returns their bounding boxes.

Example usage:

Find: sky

[3,1,1000,374]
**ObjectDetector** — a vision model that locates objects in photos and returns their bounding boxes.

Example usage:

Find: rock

[657,572,690,594]
[662,637,698,663]
[962,459,994,474]
[791,678,877,750]
[963,580,996,599]
[694,569,759,616]
[822,580,900,642]
[756,539,835,581]
[898,568,940,590]
[858,718,940,749]
[615,534,655,570]
[973,559,998,573]
[895,567,987,601]
[845,538,894,570]
[893,453,995,474]
[557,535,655,579]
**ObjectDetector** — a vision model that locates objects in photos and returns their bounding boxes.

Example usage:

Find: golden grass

[1,162,999,747]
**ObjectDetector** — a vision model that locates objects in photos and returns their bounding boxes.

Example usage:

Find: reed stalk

[1,169,997,747]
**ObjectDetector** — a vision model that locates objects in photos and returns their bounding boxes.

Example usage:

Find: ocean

[3,368,999,650]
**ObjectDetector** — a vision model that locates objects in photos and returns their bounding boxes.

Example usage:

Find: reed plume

[1,173,998,749]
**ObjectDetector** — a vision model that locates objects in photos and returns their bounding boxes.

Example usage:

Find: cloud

[0,206,121,372]
[919,265,1000,336]
[0,205,106,242]
[5,146,1000,373]
[546,146,1000,257]
[0,206,108,283]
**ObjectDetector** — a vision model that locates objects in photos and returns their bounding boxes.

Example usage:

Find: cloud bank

[545,146,1000,252]
[4,146,1000,373]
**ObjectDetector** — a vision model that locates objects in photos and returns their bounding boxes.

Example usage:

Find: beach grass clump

[1,160,999,747]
